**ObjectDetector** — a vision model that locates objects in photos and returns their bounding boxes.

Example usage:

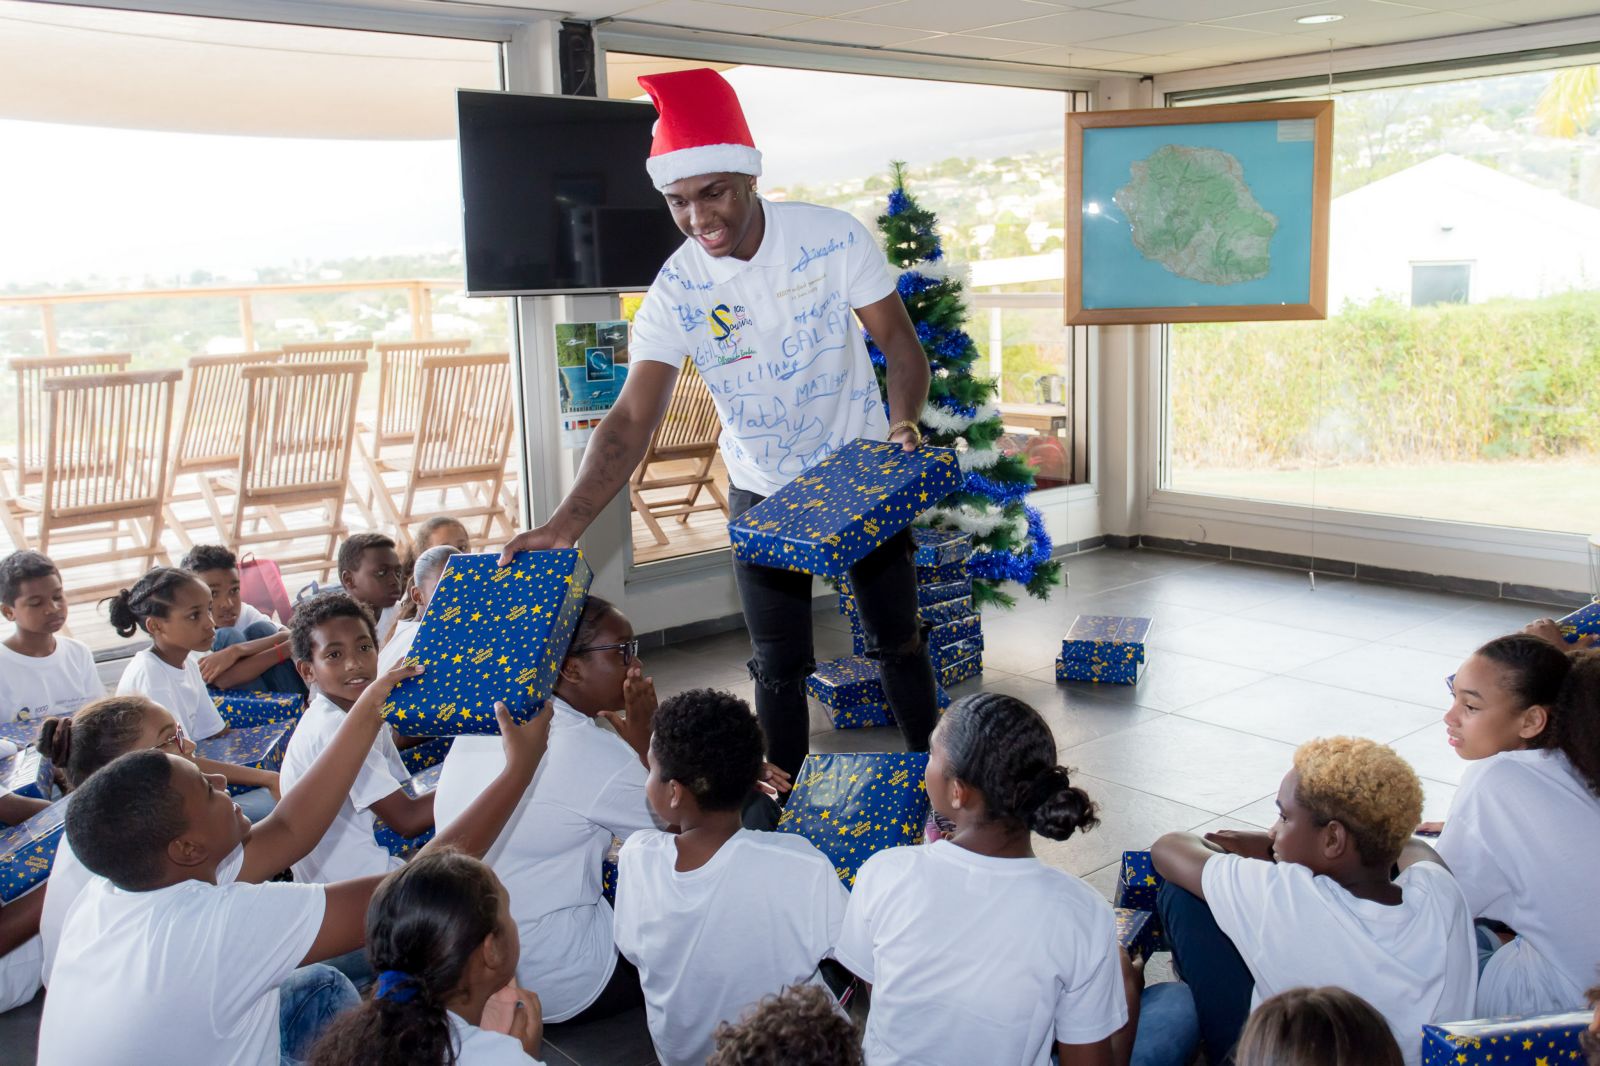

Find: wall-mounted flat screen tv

[457,89,684,296]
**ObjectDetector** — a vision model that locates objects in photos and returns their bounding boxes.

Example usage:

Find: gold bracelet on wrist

[887,419,923,447]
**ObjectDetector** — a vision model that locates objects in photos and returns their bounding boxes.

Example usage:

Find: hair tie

[375,970,419,1004]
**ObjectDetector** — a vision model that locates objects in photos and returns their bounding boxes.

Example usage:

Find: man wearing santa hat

[502,67,937,781]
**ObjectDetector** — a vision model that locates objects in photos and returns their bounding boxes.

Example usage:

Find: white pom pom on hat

[637,68,763,190]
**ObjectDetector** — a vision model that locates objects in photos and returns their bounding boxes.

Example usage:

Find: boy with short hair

[336,533,403,640]
[0,550,103,723]
[1151,736,1477,1066]
[36,661,549,1066]
[279,592,439,883]
[179,544,302,695]
[613,687,849,1066]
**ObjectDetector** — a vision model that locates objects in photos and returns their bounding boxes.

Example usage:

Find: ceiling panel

[1100,0,1319,17]
[778,16,944,45]
[1206,0,1433,34]
[963,8,1180,43]
[836,0,1066,33]
[904,32,1059,56]
[1003,43,1157,65]
[1322,8,1513,41]
[616,0,811,34]
[1085,22,1278,52]
[1446,0,1600,17]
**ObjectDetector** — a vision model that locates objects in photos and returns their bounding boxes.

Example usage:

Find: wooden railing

[0,278,463,356]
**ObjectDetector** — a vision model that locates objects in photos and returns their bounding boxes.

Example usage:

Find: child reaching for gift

[613,688,848,1066]
[179,545,303,696]
[0,551,103,723]
[1429,635,1600,1015]
[110,566,280,821]
[35,664,549,1066]
[833,691,1129,1066]
[280,593,440,884]
[1151,736,1476,1066]
[307,851,545,1066]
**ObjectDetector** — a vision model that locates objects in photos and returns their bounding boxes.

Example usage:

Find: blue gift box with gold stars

[728,440,961,577]
[935,637,983,686]
[196,722,292,774]
[807,656,952,730]
[1115,908,1158,958]
[928,614,981,655]
[915,561,969,586]
[1557,601,1600,641]
[0,796,67,902]
[1056,615,1151,686]
[382,550,592,736]
[400,736,455,775]
[1421,1010,1590,1066]
[912,526,971,569]
[0,718,48,749]
[374,764,443,857]
[1116,851,1167,952]
[0,747,44,801]
[210,689,306,730]
[776,752,930,888]
[918,578,972,609]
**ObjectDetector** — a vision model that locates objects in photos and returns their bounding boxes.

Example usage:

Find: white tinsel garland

[919,401,998,435]
[958,444,1001,472]
[929,504,1010,536]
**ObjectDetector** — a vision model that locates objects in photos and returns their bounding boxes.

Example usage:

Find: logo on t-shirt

[703,302,755,366]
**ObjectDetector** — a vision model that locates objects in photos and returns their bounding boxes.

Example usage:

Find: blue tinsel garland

[966,505,1053,584]
[887,189,910,216]
[963,469,1034,506]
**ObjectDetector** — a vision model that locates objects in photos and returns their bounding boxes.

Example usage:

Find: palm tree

[1536,66,1599,138]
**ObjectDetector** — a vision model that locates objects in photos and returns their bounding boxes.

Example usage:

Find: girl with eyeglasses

[434,595,663,1026]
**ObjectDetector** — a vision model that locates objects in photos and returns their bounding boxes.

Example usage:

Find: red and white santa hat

[637,68,762,190]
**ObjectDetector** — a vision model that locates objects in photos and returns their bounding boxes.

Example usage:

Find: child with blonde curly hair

[1151,736,1476,1066]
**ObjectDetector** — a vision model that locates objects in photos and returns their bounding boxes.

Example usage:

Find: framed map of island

[1066,100,1332,325]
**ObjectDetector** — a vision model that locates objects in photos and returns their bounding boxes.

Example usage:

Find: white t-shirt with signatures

[630,198,898,497]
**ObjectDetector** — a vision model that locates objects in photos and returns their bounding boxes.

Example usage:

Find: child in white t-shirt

[109,567,279,819]
[0,791,50,1014]
[377,544,461,675]
[338,533,405,645]
[281,593,441,884]
[433,595,664,1025]
[307,851,546,1066]
[179,544,303,696]
[0,551,103,723]
[36,668,550,1066]
[1151,736,1477,1066]
[390,516,471,640]
[835,691,1128,1066]
[615,687,848,1066]
[1432,633,1600,1015]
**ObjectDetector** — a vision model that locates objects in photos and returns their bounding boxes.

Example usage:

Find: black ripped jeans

[729,486,941,780]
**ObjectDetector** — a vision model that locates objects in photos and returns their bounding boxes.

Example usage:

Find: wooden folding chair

[365,353,515,548]
[0,370,180,603]
[5,353,133,495]
[164,350,284,548]
[629,364,727,547]
[219,361,367,579]
[367,339,471,460]
[280,341,374,363]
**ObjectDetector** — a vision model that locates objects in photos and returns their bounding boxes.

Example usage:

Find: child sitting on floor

[376,545,460,673]
[111,566,280,821]
[0,792,51,1015]
[308,851,545,1066]
[0,551,103,723]
[1234,987,1403,1066]
[35,667,549,1066]
[338,533,405,643]
[433,594,663,1026]
[180,544,303,696]
[834,691,1128,1066]
[280,592,439,884]
[1433,635,1600,1015]
[401,517,471,585]
[707,983,864,1066]
[1152,736,1476,1066]
[614,687,848,1066]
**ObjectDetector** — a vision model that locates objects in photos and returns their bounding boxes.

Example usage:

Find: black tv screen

[457,89,686,296]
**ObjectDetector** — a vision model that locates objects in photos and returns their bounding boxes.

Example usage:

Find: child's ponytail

[1547,648,1600,797]
[40,696,159,789]
[307,850,502,1066]
[102,566,201,639]
[940,692,1100,842]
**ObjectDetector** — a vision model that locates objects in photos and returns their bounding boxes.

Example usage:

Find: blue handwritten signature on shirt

[790,230,855,275]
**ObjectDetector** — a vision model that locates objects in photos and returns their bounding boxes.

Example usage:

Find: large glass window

[1165,62,1600,535]
[606,55,1081,564]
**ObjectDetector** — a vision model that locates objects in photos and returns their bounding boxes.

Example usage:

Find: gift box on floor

[373,764,444,857]
[928,613,981,654]
[1056,657,1141,685]
[912,526,971,569]
[1115,908,1158,959]
[915,561,969,586]
[1557,600,1600,642]
[728,440,961,577]
[938,641,983,688]
[921,596,975,629]
[210,689,306,730]
[0,747,44,802]
[1061,616,1151,666]
[1116,851,1166,953]
[400,736,455,775]
[918,578,972,609]
[382,550,592,736]
[196,722,292,774]
[777,752,929,888]
[1421,1010,1590,1066]
[0,797,68,902]
[807,656,952,730]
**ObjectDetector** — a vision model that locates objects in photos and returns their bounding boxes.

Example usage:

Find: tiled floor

[0,547,1560,1066]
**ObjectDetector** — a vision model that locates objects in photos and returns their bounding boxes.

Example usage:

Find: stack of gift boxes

[1055,615,1152,686]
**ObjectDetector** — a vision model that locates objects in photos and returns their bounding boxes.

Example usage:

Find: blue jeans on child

[278,963,358,1066]
[1131,980,1202,1066]
[1157,879,1255,1064]
[214,620,306,696]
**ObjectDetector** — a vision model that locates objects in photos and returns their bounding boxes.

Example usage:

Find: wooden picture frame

[1066,100,1333,326]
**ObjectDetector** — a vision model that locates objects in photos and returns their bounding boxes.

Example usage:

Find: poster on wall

[555,319,630,447]
[1066,100,1333,326]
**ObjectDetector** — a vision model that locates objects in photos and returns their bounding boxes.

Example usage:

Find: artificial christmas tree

[864,162,1062,608]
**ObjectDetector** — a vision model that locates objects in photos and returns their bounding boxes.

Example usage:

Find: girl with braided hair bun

[307,850,545,1066]
[834,691,1130,1066]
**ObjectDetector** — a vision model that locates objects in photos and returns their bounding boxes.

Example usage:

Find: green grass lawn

[1170,459,1600,535]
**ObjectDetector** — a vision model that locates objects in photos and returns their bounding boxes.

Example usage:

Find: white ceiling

[555,0,1600,74]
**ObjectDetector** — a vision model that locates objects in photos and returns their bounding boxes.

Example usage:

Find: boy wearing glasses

[434,595,667,1026]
